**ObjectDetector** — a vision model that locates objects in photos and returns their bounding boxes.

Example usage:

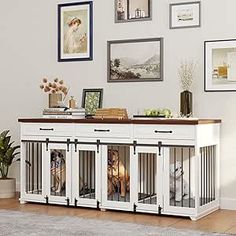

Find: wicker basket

[94,108,128,119]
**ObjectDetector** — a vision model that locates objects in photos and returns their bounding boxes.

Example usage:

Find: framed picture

[58,1,93,62]
[82,89,103,115]
[169,1,201,29]
[205,39,236,92]
[115,0,152,23]
[108,38,163,82]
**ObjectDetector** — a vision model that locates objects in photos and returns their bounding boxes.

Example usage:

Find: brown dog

[107,150,130,197]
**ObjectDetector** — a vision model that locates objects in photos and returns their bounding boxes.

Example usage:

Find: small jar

[69,96,76,109]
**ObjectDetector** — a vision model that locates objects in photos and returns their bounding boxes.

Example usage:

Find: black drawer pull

[39,128,54,131]
[94,129,110,132]
[154,130,173,134]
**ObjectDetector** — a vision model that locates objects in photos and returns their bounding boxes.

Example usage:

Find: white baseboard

[220,198,236,210]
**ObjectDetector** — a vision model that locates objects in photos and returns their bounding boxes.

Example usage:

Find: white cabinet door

[72,144,101,208]
[21,141,46,203]
[101,144,133,211]
[44,143,72,205]
[163,146,196,216]
[134,147,163,213]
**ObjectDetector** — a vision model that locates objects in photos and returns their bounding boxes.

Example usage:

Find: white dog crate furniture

[18,118,221,220]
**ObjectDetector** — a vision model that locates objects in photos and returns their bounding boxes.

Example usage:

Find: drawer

[75,124,131,139]
[21,123,74,137]
[134,125,195,140]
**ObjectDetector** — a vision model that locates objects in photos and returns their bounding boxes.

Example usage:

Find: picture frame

[169,1,201,29]
[81,89,103,115]
[115,0,152,23]
[58,1,93,62]
[204,39,236,92]
[107,38,163,82]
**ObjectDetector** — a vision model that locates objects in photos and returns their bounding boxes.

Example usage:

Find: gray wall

[0,0,236,209]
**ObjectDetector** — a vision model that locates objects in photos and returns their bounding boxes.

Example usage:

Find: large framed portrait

[205,39,236,92]
[169,1,201,29]
[107,38,163,82]
[115,0,152,23]
[82,89,103,115]
[58,1,93,62]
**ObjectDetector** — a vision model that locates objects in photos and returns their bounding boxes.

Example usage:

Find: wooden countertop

[18,118,221,125]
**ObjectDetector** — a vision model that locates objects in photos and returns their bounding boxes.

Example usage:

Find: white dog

[169,161,189,202]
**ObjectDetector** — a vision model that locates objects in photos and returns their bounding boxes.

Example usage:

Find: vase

[49,93,62,108]
[180,90,192,117]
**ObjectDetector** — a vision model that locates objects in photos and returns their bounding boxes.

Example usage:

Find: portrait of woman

[63,16,87,54]
[58,2,93,61]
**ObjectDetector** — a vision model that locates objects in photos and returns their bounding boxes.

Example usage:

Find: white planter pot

[0,178,16,198]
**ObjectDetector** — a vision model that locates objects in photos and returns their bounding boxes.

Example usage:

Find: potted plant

[0,130,20,198]
[178,60,196,117]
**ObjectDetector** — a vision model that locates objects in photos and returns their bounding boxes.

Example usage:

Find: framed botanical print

[205,39,236,92]
[82,89,103,115]
[58,1,93,62]
[169,1,201,29]
[107,38,163,82]
[115,0,152,23]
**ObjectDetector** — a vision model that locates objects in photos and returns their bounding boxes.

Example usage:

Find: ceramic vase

[180,90,192,117]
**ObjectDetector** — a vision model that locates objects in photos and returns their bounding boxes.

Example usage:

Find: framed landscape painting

[205,39,236,92]
[58,1,93,62]
[169,1,201,29]
[115,0,152,23]
[107,38,163,82]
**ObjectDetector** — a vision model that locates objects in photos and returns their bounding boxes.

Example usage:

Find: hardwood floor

[0,195,236,235]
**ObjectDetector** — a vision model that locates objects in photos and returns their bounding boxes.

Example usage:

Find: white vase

[0,178,16,198]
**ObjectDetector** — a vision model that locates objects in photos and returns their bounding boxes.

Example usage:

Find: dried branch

[178,60,196,91]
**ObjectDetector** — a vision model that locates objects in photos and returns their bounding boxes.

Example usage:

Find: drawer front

[134,125,195,140]
[75,124,131,139]
[21,123,74,137]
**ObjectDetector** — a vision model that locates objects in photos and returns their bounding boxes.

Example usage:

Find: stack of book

[43,108,86,119]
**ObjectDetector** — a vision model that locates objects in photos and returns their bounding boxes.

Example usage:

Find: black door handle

[94,129,110,132]
[39,128,54,131]
[154,130,173,134]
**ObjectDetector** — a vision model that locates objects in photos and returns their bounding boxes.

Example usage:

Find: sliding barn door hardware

[46,138,49,151]
[158,141,162,156]
[66,197,70,207]
[67,139,70,152]
[96,140,100,153]
[74,198,78,207]
[97,200,100,209]
[133,141,137,155]
[74,139,78,152]
[45,195,49,204]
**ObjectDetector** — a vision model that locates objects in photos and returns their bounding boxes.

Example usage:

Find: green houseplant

[0,130,20,198]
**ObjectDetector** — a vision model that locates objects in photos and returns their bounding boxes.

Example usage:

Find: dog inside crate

[169,147,195,208]
[50,149,66,196]
[107,146,130,202]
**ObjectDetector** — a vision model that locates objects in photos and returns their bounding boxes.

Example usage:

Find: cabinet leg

[190,216,197,221]
[100,208,107,212]
[20,199,27,204]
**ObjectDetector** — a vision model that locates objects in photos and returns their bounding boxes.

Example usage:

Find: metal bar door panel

[134,146,162,213]
[45,143,72,205]
[72,144,100,207]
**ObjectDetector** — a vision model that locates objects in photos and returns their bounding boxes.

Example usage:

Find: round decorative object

[0,178,16,198]
[180,90,192,117]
